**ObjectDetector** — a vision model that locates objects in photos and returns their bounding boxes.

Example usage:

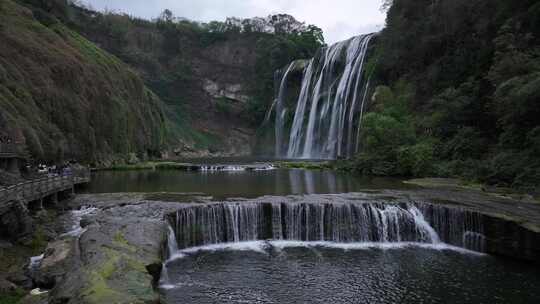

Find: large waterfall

[165,201,486,256]
[272,34,374,159]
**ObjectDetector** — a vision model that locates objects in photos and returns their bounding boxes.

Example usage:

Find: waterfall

[166,225,178,257]
[271,34,374,159]
[287,60,315,158]
[165,201,486,253]
[275,62,296,157]
[419,203,486,252]
[160,225,180,288]
[354,78,371,155]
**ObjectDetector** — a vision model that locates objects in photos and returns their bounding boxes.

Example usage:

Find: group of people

[30,162,74,178]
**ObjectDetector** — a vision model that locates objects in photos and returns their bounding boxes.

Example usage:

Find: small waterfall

[166,202,486,253]
[270,34,374,159]
[160,225,180,288]
[166,225,178,257]
[409,206,441,243]
[419,204,486,252]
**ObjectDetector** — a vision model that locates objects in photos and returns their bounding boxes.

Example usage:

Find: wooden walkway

[0,170,91,208]
[0,142,18,158]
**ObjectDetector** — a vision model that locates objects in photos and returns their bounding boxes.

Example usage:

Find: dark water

[162,245,540,304]
[83,169,412,199]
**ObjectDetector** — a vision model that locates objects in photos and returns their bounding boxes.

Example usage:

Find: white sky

[82,0,386,44]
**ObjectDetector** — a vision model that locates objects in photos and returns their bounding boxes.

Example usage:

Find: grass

[104,161,197,171]
[275,161,333,170]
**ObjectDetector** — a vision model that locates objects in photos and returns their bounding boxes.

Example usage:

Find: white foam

[178,241,269,256]
[166,240,484,262]
[61,206,98,237]
[29,254,44,270]
[269,240,484,255]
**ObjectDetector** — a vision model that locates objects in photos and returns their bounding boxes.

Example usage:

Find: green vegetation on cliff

[353,0,540,192]
[65,6,323,150]
[1,0,324,161]
[0,0,170,164]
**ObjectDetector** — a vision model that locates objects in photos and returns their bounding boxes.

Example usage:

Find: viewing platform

[0,169,91,210]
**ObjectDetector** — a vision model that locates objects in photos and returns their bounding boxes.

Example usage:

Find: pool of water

[83,169,414,199]
[161,244,540,304]
[83,161,540,303]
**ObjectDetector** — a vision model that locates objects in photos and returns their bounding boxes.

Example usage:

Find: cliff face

[0,0,169,164]
[0,0,323,162]
[66,8,323,157]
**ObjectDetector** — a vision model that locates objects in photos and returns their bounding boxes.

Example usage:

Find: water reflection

[83,169,412,199]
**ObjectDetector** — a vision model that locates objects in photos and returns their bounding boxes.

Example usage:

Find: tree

[380,0,393,12]
[158,9,174,23]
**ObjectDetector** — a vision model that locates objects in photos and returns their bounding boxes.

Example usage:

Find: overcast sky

[82,0,386,44]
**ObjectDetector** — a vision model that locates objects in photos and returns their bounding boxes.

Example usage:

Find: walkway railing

[0,169,91,205]
[0,142,26,157]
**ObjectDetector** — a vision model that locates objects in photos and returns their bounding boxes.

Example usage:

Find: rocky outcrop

[0,198,33,242]
[32,238,76,289]
[482,214,540,263]
[397,186,540,263]
[203,79,249,103]
[34,194,198,304]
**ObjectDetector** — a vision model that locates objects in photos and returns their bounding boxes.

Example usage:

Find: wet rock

[0,240,13,249]
[0,277,17,293]
[79,217,94,228]
[145,262,163,286]
[32,238,76,289]
[0,198,34,242]
[37,195,190,304]
[7,272,33,289]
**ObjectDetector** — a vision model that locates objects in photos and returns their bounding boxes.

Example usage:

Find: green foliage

[359,0,540,191]
[0,289,25,304]
[0,0,169,163]
[61,4,324,152]
[30,227,47,253]
[397,141,435,176]
[354,85,422,176]
[215,97,233,115]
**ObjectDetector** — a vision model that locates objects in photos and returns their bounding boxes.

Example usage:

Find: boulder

[32,238,76,289]
[0,277,17,293]
[0,199,34,242]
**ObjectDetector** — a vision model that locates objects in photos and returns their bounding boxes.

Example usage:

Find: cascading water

[271,34,374,159]
[160,201,540,304]
[164,201,486,253]
[274,62,296,157]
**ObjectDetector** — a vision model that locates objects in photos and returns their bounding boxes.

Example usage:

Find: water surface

[162,245,540,304]
[84,169,412,199]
